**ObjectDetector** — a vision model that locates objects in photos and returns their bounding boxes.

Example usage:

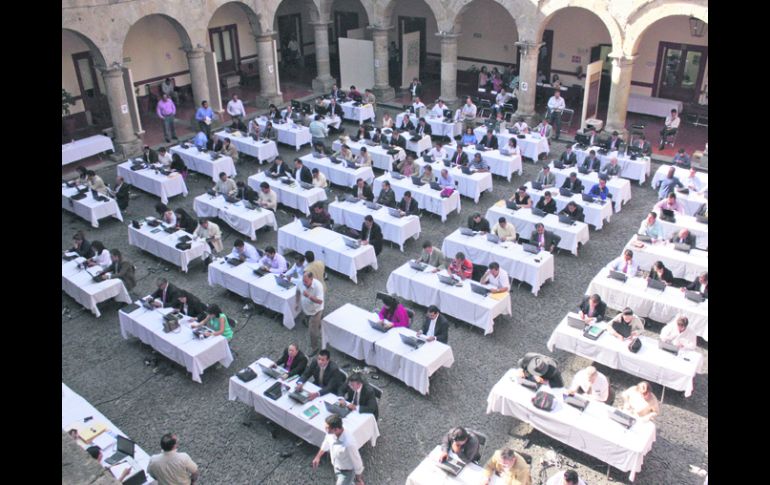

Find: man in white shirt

[226,94,246,131]
[157,146,172,166]
[684,167,704,192]
[431,99,447,117]
[214,172,237,196]
[638,211,663,241]
[412,97,426,114]
[512,117,528,134]
[148,433,199,485]
[427,142,448,161]
[257,181,277,210]
[568,365,609,402]
[609,249,639,277]
[297,270,325,355]
[258,246,287,274]
[480,262,510,293]
[660,315,698,350]
[312,168,328,188]
[659,108,681,150]
[460,97,477,130]
[312,415,364,485]
[228,239,260,263]
[546,469,587,485]
[546,90,566,140]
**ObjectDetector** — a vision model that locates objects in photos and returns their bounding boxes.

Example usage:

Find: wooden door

[209,24,239,75]
[655,42,708,103]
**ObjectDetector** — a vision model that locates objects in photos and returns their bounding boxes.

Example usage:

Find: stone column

[255,31,284,108]
[100,66,142,158]
[185,47,210,107]
[605,54,637,138]
[438,33,461,108]
[310,21,335,93]
[370,26,395,101]
[514,40,543,123]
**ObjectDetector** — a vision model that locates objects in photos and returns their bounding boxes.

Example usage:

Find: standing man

[226,94,246,131]
[460,97,477,131]
[546,89,566,140]
[408,77,423,100]
[195,100,215,138]
[309,115,329,147]
[296,270,325,357]
[312,415,365,485]
[148,433,199,485]
[156,93,178,143]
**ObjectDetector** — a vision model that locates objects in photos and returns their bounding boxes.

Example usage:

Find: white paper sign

[520,82,528,92]
[374,59,380,68]
[268,65,274,74]
[121,104,129,114]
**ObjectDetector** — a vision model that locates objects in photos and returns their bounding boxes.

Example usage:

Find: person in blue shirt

[638,212,663,241]
[461,126,477,146]
[195,100,215,138]
[656,166,683,200]
[438,168,455,188]
[193,130,208,149]
[672,148,691,169]
[589,177,610,200]
[469,153,490,172]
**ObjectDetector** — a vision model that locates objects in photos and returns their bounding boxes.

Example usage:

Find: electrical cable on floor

[92,372,158,407]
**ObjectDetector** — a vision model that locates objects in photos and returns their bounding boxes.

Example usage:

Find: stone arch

[625,3,708,55]
[380,0,448,31]
[451,0,534,35]
[537,1,623,53]
[62,28,107,68]
[123,13,194,57]
[321,0,374,26]
[207,0,262,37]
[263,0,323,32]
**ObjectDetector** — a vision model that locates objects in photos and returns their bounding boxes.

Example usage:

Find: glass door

[209,25,238,75]
[656,42,707,102]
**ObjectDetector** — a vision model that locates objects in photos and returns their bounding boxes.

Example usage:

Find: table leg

[660,386,666,404]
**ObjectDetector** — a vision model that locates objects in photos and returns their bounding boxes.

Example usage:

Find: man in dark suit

[398,116,415,132]
[70,232,95,258]
[293,158,313,184]
[416,118,432,137]
[376,181,397,207]
[606,131,624,152]
[559,201,585,222]
[397,191,420,215]
[328,98,344,118]
[578,294,607,322]
[479,129,498,150]
[390,129,407,150]
[468,212,490,232]
[449,145,469,167]
[268,157,292,177]
[669,228,696,247]
[418,305,449,344]
[631,134,652,156]
[352,178,374,202]
[296,350,345,398]
[559,146,579,167]
[580,150,601,173]
[173,291,207,319]
[99,249,136,291]
[330,84,342,99]
[337,372,379,420]
[110,176,130,211]
[530,223,559,253]
[359,215,384,255]
[408,78,423,99]
[560,172,584,193]
[274,343,308,378]
[683,271,708,299]
[141,145,158,164]
[150,277,179,308]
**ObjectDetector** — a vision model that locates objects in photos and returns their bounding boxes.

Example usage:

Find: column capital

[309,20,332,28]
[608,53,638,68]
[98,64,124,77]
[515,40,544,56]
[183,46,208,58]
[255,30,277,42]
[436,31,461,42]
[367,24,394,33]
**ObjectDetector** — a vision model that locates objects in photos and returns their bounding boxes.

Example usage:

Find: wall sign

[572,55,581,63]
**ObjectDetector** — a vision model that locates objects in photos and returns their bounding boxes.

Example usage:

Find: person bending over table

[359,215,383,255]
[417,241,446,271]
[577,294,606,323]
[283,254,306,286]
[417,305,449,344]
[86,170,108,195]
[352,125,370,142]
[482,448,532,485]
[160,207,177,227]
[258,246,287,274]
[351,178,374,202]
[638,211,663,241]
[669,228,695,246]
[468,212,490,233]
[218,137,239,164]
[377,181,397,207]
[560,171,583,193]
[620,381,659,422]
[397,190,420,216]
[309,202,332,229]
[312,415,365,485]
[438,427,480,464]
[70,231,95,259]
[191,304,233,341]
[228,239,260,263]
[296,349,344,398]
[274,342,308,378]
[235,181,258,203]
[448,252,473,280]
[86,241,111,268]
[684,167,705,193]
[558,202,584,222]
[609,249,639,277]
[682,271,708,299]
[72,165,88,184]
[377,294,410,329]
[97,249,136,291]
[654,192,685,214]
[672,148,691,169]
[660,315,698,350]
[480,262,510,293]
[335,144,354,162]
[194,218,223,259]
[86,446,131,482]
[509,185,533,209]
[535,191,557,214]
[530,223,558,253]
[648,261,674,286]
[150,277,179,308]
[174,208,197,233]
[293,158,313,184]
[491,217,517,242]
[256,182,277,211]
[517,352,564,388]
[568,365,609,403]
[173,291,207,319]
[337,372,380,420]
[608,307,645,341]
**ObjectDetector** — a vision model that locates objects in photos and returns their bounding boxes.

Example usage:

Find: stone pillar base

[112,138,143,160]
[513,110,539,126]
[255,94,285,108]
[312,76,336,93]
[372,86,395,102]
[443,97,460,110]
[605,126,630,141]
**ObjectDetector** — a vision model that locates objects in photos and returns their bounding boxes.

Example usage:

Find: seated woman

[377,295,410,330]
[381,113,395,129]
[461,126,477,146]
[170,153,188,178]
[191,304,233,341]
[620,381,660,422]
[334,144,355,162]
[500,137,520,157]
[87,240,111,268]
[420,164,434,184]
[352,125,370,142]
[648,260,674,285]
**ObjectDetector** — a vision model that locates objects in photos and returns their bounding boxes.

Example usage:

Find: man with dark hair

[418,305,449,344]
[468,212,491,233]
[87,170,108,195]
[608,307,645,341]
[481,447,532,485]
[438,427,480,463]
[480,261,510,293]
[310,202,332,228]
[293,158,313,184]
[530,223,558,253]
[535,165,556,188]
[351,178,374,202]
[255,181,277,210]
[297,349,343,398]
[376,180,397,207]
[448,252,473,280]
[580,150,601,173]
[338,372,379,420]
[148,433,199,484]
[195,100,214,138]
[70,231,95,258]
[683,271,708,299]
[561,171,584,193]
[193,218,223,255]
[559,145,578,167]
[609,248,638,276]
[235,180,258,203]
[111,176,130,211]
[546,469,586,485]
[359,215,384,255]
[578,293,607,323]
[417,241,445,270]
[559,201,585,222]
[312,414,365,485]
[99,249,136,290]
[296,270,325,355]
[535,191,557,214]
[659,108,680,150]
[214,171,237,196]
[304,251,326,293]
[479,128,498,150]
[258,246,288,274]
[607,130,624,152]
[397,190,419,215]
[517,352,564,388]
[228,238,260,263]
[491,217,517,242]
[218,137,238,163]
[268,157,292,177]
[274,342,309,377]
[151,277,179,308]
[173,291,207,319]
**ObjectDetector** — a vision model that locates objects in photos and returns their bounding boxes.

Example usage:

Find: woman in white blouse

[381,113,395,129]
[500,138,521,157]
[87,241,112,268]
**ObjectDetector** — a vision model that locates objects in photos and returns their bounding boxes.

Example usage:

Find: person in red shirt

[448,252,473,280]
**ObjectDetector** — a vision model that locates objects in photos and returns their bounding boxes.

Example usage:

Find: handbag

[532,390,555,411]
[440,187,455,198]
[628,337,642,353]
[236,368,257,382]
[175,242,192,250]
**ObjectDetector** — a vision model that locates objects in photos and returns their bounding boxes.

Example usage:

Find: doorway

[277,13,304,70]
[332,11,360,79]
[654,42,707,103]
[209,25,240,75]
[590,43,612,105]
[398,16,426,78]
[71,51,110,127]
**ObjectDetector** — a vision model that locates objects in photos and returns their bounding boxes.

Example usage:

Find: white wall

[62,30,89,114]
[209,3,258,62]
[456,0,518,71]
[547,8,611,87]
[388,0,440,54]
[123,16,191,93]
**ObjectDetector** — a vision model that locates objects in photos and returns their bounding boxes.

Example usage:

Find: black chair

[370,382,383,399]
[471,264,487,282]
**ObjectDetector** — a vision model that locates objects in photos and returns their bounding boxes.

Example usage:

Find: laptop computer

[364,201,381,210]
[659,208,676,222]
[647,278,666,292]
[608,270,628,282]
[674,243,691,253]
[636,234,653,243]
[368,319,389,333]
[122,470,147,485]
[435,457,466,476]
[259,363,285,379]
[391,172,405,180]
[564,394,589,412]
[253,267,269,277]
[443,159,452,167]
[409,260,427,271]
[345,160,358,169]
[388,208,403,218]
[299,218,313,230]
[399,333,426,349]
[553,161,565,170]
[324,401,352,418]
[226,257,244,266]
[470,283,490,297]
[288,389,311,404]
[300,182,314,190]
[522,243,540,254]
[461,166,472,175]
[581,194,595,203]
[486,233,500,244]
[659,339,680,355]
[531,181,544,191]
[343,237,360,249]
[609,409,636,429]
[71,192,88,201]
[423,154,434,164]
[558,214,575,225]
[685,290,705,303]
[429,181,442,191]
[578,166,591,175]
[280,177,294,185]
[695,215,708,224]
[344,195,359,203]
[329,156,342,164]
[274,275,294,289]
[459,227,476,236]
[531,207,547,217]
[559,187,573,197]
[506,200,519,210]
[411,175,425,186]
[312,151,324,158]
[104,436,135,465]
[566,313,587,329]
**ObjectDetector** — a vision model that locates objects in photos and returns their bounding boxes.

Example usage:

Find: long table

[572,145,651,185]
[547,314,704,397]
[548,162,632,212]
[523,181,613,230]
[228,356,380,447]
[486,203,589,256]
[654,212,708,250]
[62,383,151,484]
[413,157,493,204]
[255,117,312,150]
[299,153,375,187]
[332,139,404,172]
[248,171,327,216]
[651,164,709,190]
[118,304,233,383]
[62,135,114,165]
[473,128,550,160]
[117,161,189,204]
[322,304,455,394]
[128,221,208,273]
[586,272,708,341]
[340,101,375,124]
[396,112,463,139]
[627,93,683,118]
[444,144,523,181]
[193,193,278,241]
[328,199,421,251]
[62,185,124,228]
[623,235,707,281]
[207,259,299,329]
[486,368,656,481]
[169,145,236,180]
[372,173,461,222]
[406,446,500,485]
[214,130,279,163]
[386,262,512,335]
[441,229,555,296]
[277,220,378,284]
[62,257,131,318]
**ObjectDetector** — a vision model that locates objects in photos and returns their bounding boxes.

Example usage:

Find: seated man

[672,148,691,168]
[296,350,345,399]
[268,157,292,177]
[609,249,639,276]
[660,315,698,350]
[417,241,445,270]
[589,177,611,201]
[479,129,498,150]
[469,153,490,172]
[579,150,601,173]
[670,228,695,246]
[311,168,328,189]
[683,271,708,299]
[236,181,258,203]
[420,164,435,184]
[448,252,473,280]
[417,305,449,343]
[70,232,95,258]
[620,381,659,422]
[352,178,374,202]
[449,145,469,167]
[684,167,705,192]
[558,201,584,222]
[359,215,384,255]
[150,277,179,308]
[530,223,558,253]
[601,156,622,177]
[86,170,108,195]
[437,168,455,189]
[481,448,532,485]
[98,249,136,291]
[655,192,685,214]
[534,118,552,139]
[608,307,645,341]
[468,212,491,233]
[141,145,158,164]
[309,202,332,228]
[578,293,606,323]
[659,108,680,150]
[214,172,237,196]
[390,129,407,149]
[491,217,517,242]
[258,246,288,274]
[376,180,397,207]
[511,117,528,134]
[430,99,447,117]
[649,260,675,285]
[398,114,415,131]
[535,191,557,214]
[630,134,652,157]
[638,212,662,241]
[606,131,624,152]
[534,166,556,188]
[257,182,277,210]
[157,146,172,166]
[415,117,432,137]
[517,352,564,388]
[86,446,132,482]
[337,372,379,420]
[427,142,448,161]
[354,146,372,167]
[397,190,420,216]
[509,185,533,208]
[161,207,177,227]
[335,144,355,162]
[193,130,208,149]
[560,172,584,193]
[293,158,313,184]
[218,137,239,163]
[568,365,609,403]
[438,427,480,464]
[480,261,510,293]
[274,342,308,378]
[228,239,260,263]
[559,145,578,167]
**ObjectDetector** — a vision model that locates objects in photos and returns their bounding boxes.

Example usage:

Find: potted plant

[62,89,77,138]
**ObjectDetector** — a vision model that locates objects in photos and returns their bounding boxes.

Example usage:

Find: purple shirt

[156,98,176,118]
[378,304,410,328]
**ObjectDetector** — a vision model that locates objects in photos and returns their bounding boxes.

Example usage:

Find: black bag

[132,220,142,229]
[236,368,257,382]
[263,381,283,401]
[628,337,642,353]
[532,390,555,411]
[175,242,192,250]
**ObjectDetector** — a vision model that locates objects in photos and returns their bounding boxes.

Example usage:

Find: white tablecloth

[328,199,421,251]
[523,182,613,230]
[373,173,461,222]
[300,154,375,187]
[208,260,298,329]
[255,117,312,150]
[128,222,207,273]
[62,258,131,318]
[623,235,708,281]
[340,101,375,124]
[572,145,651,185]
[397,113,463,138]
[444,145,523,181]
[547,315,703,397]
[193,193,278,241]
[548,162,632,212]
[61,135,114,165]
[117,161,189,204]
[586,273,708,341]
[474,128,550,160]
[651,165,709,189]
[406,446,501,485]
[248,172,327,216]
[486,368,656,481]
[62,185,124,228]
[228,357,380,447]
[332,139,403,172]
[214,130,279,163]
[413,158,493,204]
[277,220,378,284]
[386,262,512,334]
[486,203,589,256]
[627,93,683,118]
[118,304,233,383]
[441,229,554,296]
[169,145,236,180]
[655,213,708,250]
[62,383,153,484]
